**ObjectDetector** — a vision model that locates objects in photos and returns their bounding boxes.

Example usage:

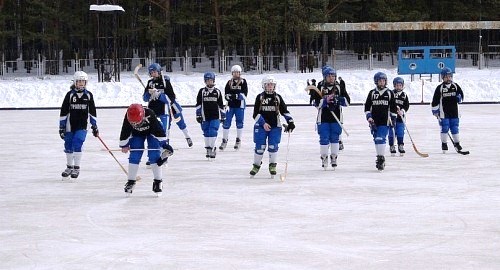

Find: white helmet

[231,65,242,73]
[261,75,276,93]
[74,71,88,82]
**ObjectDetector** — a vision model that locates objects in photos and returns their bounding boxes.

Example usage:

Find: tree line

[0,0,497,61]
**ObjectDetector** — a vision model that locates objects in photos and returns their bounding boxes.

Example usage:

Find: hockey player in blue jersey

[59,71,98,179]
[431,67,465,153]
[119,104,173,195]
[388,77,410,156]
[195,72,225,159]
[311,67,350,169]
[144,63,192,148]
[219,65,248,151]
[364,72,397,171]
[250,75,295,178]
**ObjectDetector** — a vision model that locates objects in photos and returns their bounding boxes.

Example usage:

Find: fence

[1,49,499,79]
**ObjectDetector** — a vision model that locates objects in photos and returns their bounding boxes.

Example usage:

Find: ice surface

[1,103,499,269]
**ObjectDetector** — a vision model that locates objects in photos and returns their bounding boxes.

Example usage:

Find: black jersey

[431,82,463,118]
[196,86,224,121]
[253,92,292,128]
[224,78,248,108]
[144,75,174,116]
[393,90,410,122]
[119,108,167,147]
[313,81,351,123]
[364,87,397,126]
[59,87,97,132]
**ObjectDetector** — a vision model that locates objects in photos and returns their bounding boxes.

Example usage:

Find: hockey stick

[329,109,349,137]
[97,135,141,181]
[280,128,291,182]
[435,117,470,155]
[101,148,162,152]
[134,64,180,123]
[401,115,429,157]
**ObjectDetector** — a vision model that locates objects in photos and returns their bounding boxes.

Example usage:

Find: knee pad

[268,143,279,153]
[255,145,266,154]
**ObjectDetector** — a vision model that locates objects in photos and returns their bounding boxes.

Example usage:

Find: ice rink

[1,104,499,269]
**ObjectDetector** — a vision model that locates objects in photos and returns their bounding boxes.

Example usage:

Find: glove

[196,115,202,123]
[157,142,174,166]
[284,121,295,133]
[432,109,440,117]
[59,127,65,140]
[457,94,462,103]
[91,125,99,137]
[325,94,334,104]
[333,96,346,106]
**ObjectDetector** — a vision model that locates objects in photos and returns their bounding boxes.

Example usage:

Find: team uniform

[119,104,173,195]
[144,63,192,148]
[250,76,295,178]
[220,65,248,151]
[308,66,347,150]
[196,72,226,159]
[59,71,98,179]
[431,67,465,152]
[311,67,350,169]
[364,72,397,171]
[388,77,410,155]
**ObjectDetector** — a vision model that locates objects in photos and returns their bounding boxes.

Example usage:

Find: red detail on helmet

[127,104,145,126]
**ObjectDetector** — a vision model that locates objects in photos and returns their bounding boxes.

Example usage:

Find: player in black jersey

[195,72,225,159]
[119,104,173,195]
[143,63,192,148]
[431,67,465,152]
[59,71,98,179]
[220,65,248,151]
[388,77,410,156]
[364,72,397,171]
[250,75,295,177]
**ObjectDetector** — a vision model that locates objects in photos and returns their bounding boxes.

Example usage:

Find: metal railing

[1,50,499,78]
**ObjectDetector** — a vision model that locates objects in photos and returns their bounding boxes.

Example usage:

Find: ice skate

[152,179,162,196]
[249,164,261,178]
[269,163,277,178]
[205,147,211,159]
[186,137,193,148]
[210,147,217,159]
[219,139,228,151]
[330,155,337,169]
[124,180,136,195]
[442,143,448,153]
[61,165,73,179]
[398,144,405,156]
[70,166,80,179]
[453,142,462,151]
[376,155,385,171]
[389,145,396,156]
[321,155,328,170]
[234,138,241,150]
[339,140,344,151]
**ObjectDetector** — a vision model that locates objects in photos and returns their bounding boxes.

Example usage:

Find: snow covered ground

[1,102,500,269]
[0,67,499,109]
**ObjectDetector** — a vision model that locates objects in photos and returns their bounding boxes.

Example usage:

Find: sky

[1,68,499,269]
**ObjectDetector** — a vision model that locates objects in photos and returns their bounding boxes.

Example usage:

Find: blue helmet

[440,67,453,78]
[393,77,404,87]
[321,65,332,73]
[204,72,216,82]
[148,63,162,74]
[322,67,336,78]
[374,72,387,85]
